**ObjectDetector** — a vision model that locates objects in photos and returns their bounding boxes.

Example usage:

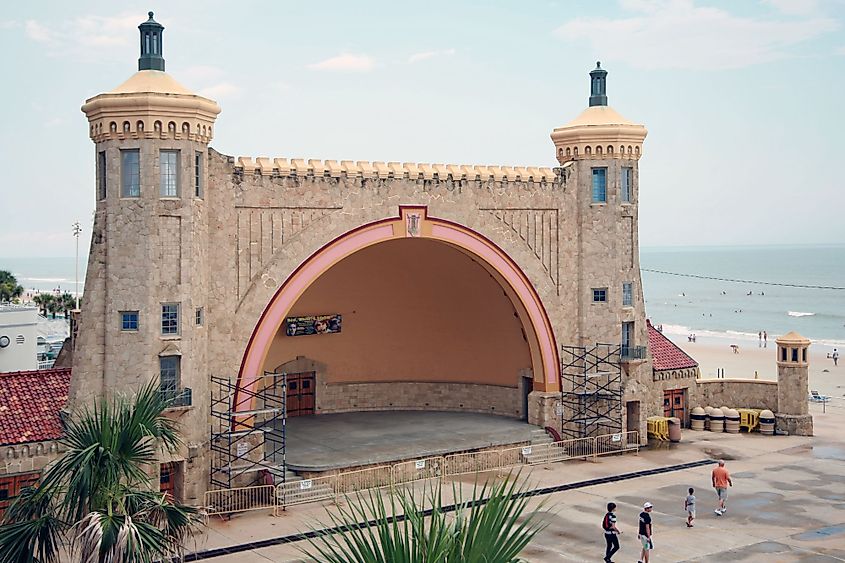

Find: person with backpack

[638,501,654,563]
[602,502,622,562]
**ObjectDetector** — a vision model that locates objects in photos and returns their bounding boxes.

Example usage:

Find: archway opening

[264,237,534,418]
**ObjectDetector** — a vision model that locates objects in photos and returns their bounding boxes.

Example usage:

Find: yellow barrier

[205,484,276,516]
[391,456,444,487]
[498,443,537,467]
[647,416,670,441]
[737,409,761,433]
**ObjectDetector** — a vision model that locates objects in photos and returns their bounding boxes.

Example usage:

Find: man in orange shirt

[711,460,732,515]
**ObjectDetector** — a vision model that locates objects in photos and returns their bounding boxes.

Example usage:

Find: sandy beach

[665,332,845,399]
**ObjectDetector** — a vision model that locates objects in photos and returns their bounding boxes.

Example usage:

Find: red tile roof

[647,320,698,371]
[0,368,70,446]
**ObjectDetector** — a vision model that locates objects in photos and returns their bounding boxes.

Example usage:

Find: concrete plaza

[195,400,845,562]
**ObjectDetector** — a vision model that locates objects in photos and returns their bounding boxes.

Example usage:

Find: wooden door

[663,389,687,425]
[0,473,39,519]
[287,372,316,417]
[160,462,176,499]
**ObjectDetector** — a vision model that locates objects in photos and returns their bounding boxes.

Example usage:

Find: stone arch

[109,121,117,133]
[585,146,592,156]
[628,145,633,155]
[635,145,640,157]
[607,145,613,155]
[595,145,602,155]
[168,121,177,133]
[122,121,130,132]
[182,122,190,134]
[136,120,145,132]
[566,147,571,157]
[235,208,559,414]
[154,120,162,132]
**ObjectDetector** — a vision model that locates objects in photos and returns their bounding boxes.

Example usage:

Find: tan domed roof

[109,70,196,95]
[555,105,636,130]
[776,331,810,345]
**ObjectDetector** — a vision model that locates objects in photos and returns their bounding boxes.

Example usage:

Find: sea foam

[787,311,815,317]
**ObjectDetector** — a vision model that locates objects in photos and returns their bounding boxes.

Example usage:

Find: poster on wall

[285,314,342,337]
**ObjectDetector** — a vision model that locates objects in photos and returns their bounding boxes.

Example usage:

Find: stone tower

[75,12,220,502]
[775,331,813,436]
[549,62,650,436]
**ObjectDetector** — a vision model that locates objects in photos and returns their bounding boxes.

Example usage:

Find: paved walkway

[273,411,541,471]
[197,401,845,562]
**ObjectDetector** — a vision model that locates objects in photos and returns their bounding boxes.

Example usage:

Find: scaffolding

[559,344,623,440]
[210,373,287,490]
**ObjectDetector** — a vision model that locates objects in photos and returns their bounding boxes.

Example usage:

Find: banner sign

[285,314,342,337]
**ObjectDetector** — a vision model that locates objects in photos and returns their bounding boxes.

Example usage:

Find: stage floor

[265,411,543,472]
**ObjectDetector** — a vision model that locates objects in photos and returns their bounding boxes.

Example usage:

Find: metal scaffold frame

[559,344,623,440]
[210,372,287,490]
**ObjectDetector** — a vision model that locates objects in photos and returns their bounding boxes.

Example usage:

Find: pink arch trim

[236,212,559,413]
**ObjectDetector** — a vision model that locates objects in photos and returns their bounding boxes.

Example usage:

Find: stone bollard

[704,406,714,430]
[668,417,682,442]
[759,409,775,435]
[724,408,740,433]
[690,407,706,431]
[709,408,725,432]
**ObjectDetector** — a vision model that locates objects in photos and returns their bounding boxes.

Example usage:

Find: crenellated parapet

[1,440,65,476]
[234,157,559,183]
[84,112,216,144]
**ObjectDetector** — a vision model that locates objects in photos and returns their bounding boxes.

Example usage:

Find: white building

[0,306,38,372]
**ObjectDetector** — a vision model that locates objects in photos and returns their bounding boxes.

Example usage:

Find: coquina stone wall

[689,379,778,411]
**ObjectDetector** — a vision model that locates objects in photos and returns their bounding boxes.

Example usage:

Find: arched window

[595,145,602,155]
[585,146,591,155]
[122,121,130,132]
[607,145,613,154]
[137,120,144,132]
[168,121,176,133]
[110,122,117,133]
[566,147,571,157]
[154,121,162,132]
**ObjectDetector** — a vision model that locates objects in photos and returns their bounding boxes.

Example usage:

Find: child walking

[685,487,696,528]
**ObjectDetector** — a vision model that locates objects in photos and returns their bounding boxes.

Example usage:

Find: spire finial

[138,11,165,72]
[589,61,608,107]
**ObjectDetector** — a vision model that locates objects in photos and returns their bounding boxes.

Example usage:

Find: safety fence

[204,431,639,516]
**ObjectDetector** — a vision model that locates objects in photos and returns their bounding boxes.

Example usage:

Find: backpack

[602,513,612,531]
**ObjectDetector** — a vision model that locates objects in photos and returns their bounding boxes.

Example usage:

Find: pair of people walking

[601,501,653,563]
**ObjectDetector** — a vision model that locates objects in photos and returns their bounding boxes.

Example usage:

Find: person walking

[712,460,733,515]
[685,487,696,527]
[602,502,622,562]
[638,502,653,563]
[833,349,839,367]
[763,330,768,347]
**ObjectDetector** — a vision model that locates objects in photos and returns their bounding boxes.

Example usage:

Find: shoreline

[664,332,844,399]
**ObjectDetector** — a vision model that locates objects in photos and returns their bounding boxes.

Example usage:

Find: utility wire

[640,268,845,290]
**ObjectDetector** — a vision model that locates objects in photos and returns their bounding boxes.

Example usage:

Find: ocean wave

[21,277,70,283]
[787,311,815,317]
[656,323,845,347]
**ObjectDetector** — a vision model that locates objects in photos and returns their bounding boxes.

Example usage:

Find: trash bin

[724,408,740,433]
[709,408,724,432]
[668,417,682,442]
[759,409,775,435]
[690,407,706,431]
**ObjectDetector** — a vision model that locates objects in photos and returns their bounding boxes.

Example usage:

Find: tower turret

[75,12,221,504]
[775,331,813,436]
[589,61,607,107]
[138,11,165,71]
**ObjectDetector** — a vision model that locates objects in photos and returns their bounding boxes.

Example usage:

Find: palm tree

[0,381,204,563]
[302,473,549,563]
[0,270,24,303]
[33,293,53,317]
[59,292,76,318]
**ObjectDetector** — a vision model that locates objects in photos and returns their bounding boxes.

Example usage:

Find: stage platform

[265,411,547,472]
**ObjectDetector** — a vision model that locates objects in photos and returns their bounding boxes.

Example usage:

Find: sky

[1,0,843,257]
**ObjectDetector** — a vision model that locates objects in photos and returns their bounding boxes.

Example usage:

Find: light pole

[72,222,82,310]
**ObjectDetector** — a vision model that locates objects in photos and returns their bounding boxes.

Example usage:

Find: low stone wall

[316,381,522,418]
[690,379,778,411]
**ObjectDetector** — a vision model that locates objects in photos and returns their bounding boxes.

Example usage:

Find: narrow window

[622,282,633,307]
[121,149,140,198]
[160,150,179,197]
[781,347,787,362]
[161,303,180,336]
[791,348,798,362]
[194,151,203,198]
[621,167,632,203]
[622,321,634,356]
[159,356,180,397]
[120,311,139,331]
[591,168,607,203]
[592,288,607,302]
[195,307,203,326]
[97,151,107,200]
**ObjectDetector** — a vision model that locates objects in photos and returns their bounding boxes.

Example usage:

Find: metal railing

[205,431,640,515]
[37,360,55,370]
[205,484,276,516]
[621,345,648,361]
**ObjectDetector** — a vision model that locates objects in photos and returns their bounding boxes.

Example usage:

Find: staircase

[522,426,556,464]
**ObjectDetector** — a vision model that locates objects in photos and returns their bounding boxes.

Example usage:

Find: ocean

[641,245,845,347]
[2,245,843,346]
